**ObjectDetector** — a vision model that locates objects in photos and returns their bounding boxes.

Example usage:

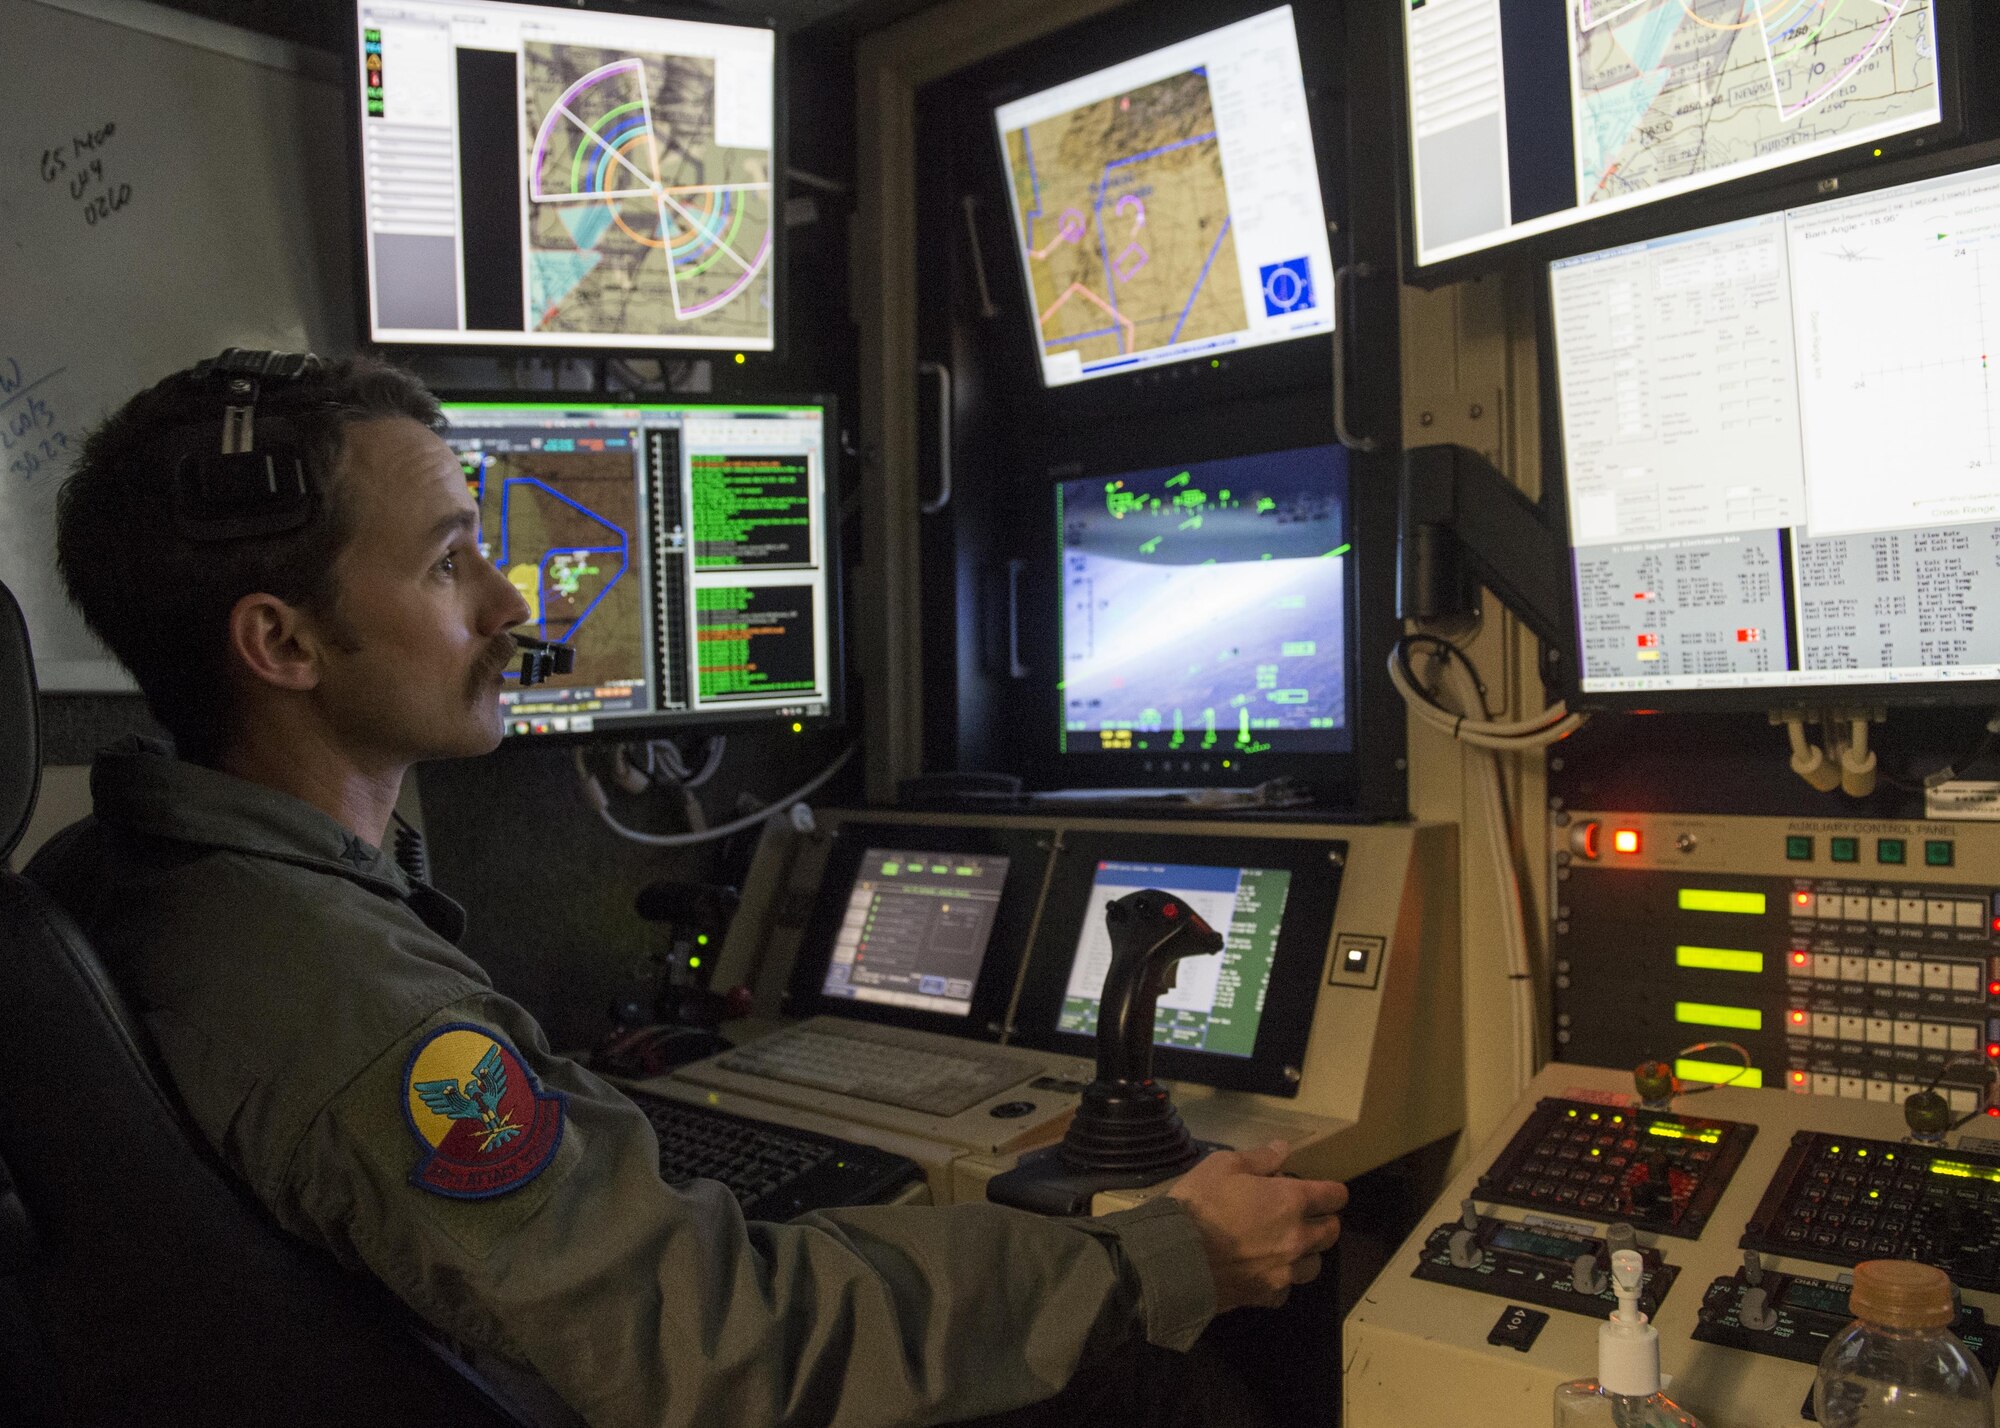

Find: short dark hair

[56,354,442,762]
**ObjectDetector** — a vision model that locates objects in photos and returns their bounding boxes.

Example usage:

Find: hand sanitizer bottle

[1554,1250,1705,1428]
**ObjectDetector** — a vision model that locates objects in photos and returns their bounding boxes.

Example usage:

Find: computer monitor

[1404,0,1952,273]
[1057,442,1351,769]
[1010,831,1346,1094]
[1547,145,2000,707]
[785,821,1054,1039]
[992,5,1335,388]
[353,0,775,351]
[437,396,838,736]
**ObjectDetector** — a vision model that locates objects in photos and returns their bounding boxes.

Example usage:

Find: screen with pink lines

[356,0,775,351]
[993,7,1336,388]
[1404,0,1945,271]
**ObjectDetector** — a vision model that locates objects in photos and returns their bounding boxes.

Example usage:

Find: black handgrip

[1096,888,1224,1086]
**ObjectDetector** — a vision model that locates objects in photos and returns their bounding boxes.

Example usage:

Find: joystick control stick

[986,888,1227,1216]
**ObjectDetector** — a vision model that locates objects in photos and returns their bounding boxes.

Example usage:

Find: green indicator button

[1678,889,1768,915]
[1786,836,1814,861]
[1926,840,1955,868]
[1830,837,1859,863]
[1878,838,1907,865]
[1675,1001,1764,1032]
[1676,946,1765,974]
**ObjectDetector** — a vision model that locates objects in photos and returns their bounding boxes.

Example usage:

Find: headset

[168,348,573,686]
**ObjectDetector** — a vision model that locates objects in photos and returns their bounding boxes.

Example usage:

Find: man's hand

[1165,1141,1347,1312]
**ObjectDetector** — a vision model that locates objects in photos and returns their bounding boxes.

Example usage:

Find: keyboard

[713,1021,1036,1117]
[625,1088,924,1220]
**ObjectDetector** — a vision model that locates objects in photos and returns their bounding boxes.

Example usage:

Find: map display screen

[1405,0,1944,270]
[440,400,835,735]
[1057,445,1351,758]
[356,0,774,350]
[1550,157,2000,696]
[993,7,1335,387]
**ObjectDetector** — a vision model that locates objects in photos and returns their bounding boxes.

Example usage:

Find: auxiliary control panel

[1549,813,2000,1116]
[1345,1063,2000,1428]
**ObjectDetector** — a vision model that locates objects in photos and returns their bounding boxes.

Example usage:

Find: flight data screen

[1058,861,1289,1057]
[1057,444,1351,757]
[993,6,1335,387]
[1404,0,1942,270]
[1550,159,2000,695]
[355,0,775,350]
[439,400,833,734]
[821,850,1010,1017]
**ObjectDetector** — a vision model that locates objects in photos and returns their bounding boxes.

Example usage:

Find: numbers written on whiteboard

[2,358,77,482]
[38,120,133,230]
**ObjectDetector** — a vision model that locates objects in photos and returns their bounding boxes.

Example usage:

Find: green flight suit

[28,741,1216,1427]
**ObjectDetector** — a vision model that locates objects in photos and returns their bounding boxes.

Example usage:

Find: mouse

[594,1024,732,1079]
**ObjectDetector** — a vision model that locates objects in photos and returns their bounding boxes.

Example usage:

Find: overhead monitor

[1057,443,1351,764]
[1548,151,2000,704]
[1404,0,1947,272]
[354,0,775,350]
[437,396,838,736]
[993,6,1336,387]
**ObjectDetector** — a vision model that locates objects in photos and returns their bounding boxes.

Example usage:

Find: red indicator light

[1792,952,1810,968]
[1613,829,1641,855]
[1790,1071,1808,1087]
[1989,1107,2000,1117]
[1794,892,1813,908]
[1790,1010,1808,1026]
[1988,1044,2000,1059]
[1162,902,1179,919]
[1989,981,2000,998]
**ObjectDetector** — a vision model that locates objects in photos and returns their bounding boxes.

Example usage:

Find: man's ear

[227,592,324,693]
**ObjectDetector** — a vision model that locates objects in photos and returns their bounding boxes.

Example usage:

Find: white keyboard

[715,1021,1036,1117]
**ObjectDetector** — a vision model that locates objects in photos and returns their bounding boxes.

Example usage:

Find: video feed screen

[438,399,834,735]
[821,850,1011,1018]
[356,0,774,349]
[994,6,1335,386]
[1550,157,2000,696]
[1057,444,1351,758]
[1404,0,1943,270]
[1059,861,1289,1057]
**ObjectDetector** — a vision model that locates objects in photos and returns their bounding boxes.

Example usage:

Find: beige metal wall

[854,1,1555,1160]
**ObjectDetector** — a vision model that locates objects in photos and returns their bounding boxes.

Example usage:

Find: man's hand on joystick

[1167,1139,1349,1312]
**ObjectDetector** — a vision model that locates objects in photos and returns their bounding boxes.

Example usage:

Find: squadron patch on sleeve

[403,1023,566,1200]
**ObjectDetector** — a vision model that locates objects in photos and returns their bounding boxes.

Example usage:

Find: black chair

[0,580,533,1427]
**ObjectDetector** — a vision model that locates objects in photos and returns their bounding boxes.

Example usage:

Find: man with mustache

[29,353,1346,1428]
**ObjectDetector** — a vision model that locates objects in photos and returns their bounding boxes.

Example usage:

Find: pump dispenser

[1554,1251,1705,1428]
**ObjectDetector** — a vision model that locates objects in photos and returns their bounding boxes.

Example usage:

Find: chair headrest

[0,579,41,862]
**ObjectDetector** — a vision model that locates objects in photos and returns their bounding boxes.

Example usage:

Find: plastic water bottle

[1814,1260,1993,1426]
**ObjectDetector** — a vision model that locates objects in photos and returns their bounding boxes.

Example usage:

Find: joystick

[986,888,1227,1216]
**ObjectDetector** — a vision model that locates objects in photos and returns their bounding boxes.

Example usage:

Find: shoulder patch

[402,1023,565,1200]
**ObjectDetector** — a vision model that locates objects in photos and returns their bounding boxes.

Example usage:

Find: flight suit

[28,740,1217,1428]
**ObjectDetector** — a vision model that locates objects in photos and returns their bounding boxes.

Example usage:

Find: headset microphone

[511,634,575,687]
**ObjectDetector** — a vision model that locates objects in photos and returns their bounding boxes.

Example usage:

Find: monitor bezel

[434,388,846,740]
[1399,0,1972,287]
[345,0,789,362]
[1539,135,2000,714]
[780,819,1053,1040]
[1008,830,1347,1097]
[978,0,1345,407]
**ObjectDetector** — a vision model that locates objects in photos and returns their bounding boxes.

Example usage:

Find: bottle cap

[1850,1259,1954,1330]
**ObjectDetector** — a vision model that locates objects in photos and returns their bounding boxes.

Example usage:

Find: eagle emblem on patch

[403,1024,564,1199]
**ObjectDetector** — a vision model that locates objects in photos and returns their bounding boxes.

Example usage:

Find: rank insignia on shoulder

[403,1024,565,1200]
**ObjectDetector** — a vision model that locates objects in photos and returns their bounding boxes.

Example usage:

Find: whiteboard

[0,0,355,689]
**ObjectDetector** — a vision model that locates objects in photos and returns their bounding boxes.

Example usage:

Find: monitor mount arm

[985,888,1226,1217]
[1397,444,1571,679]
